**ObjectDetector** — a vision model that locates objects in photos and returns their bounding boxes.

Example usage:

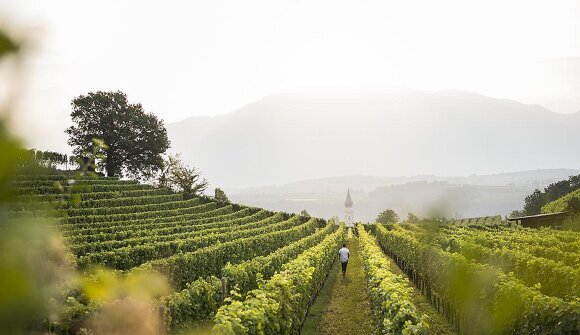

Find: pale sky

[1,0,579,152]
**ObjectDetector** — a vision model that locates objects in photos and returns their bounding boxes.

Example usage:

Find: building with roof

[507,212,569,228]
[344,189,354,227]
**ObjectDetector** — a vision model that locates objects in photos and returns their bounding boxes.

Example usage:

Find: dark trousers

[341,261,348,273]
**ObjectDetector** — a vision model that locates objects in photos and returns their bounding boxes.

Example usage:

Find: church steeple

[344,188,354,227]
[345,188,353,208]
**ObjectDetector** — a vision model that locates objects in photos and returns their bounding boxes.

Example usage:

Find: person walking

[338,243,350,276]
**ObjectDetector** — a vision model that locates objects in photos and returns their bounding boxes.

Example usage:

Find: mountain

[227,169,580,194]
[168,89,580,188]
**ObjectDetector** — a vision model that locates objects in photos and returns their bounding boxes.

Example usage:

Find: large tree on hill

[66,91,170,178]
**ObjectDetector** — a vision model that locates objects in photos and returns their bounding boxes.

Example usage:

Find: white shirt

[338,247,349,263]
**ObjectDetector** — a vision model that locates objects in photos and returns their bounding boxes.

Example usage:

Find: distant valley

[225,169,579,221]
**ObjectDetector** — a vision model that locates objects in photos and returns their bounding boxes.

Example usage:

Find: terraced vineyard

[12,173,340,333]
[11,173,580,335]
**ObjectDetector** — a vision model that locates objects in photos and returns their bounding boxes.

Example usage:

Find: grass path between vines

[301,236,376,335]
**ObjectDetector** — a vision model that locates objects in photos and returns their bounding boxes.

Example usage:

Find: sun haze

[2,0,579,151]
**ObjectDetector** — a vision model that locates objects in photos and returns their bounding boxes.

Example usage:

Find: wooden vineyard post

[221,277,228,303]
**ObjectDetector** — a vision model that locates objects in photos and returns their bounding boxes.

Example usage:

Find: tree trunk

[105,151,117,177]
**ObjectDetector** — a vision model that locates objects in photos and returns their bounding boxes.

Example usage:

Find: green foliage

[436,226,579,267]
[14,171,334,332]
[213,226,345,335]
[215,187,230,203]
[65,207,255,244]
[158,153,208,197]
[0,117,76,333]
[374,224,580,334]
[66,196,195,217]
[25,149,74,170]
[1,26,262,335]
[357,225,428,334]
[161,224,336,332]
[136,217,320,289]
[434,226,580,298]
[562,214,580,232]
[542,188,580,214]
[2,139,170,335]
[75,212,297,269]
[516,174,580,215]
[523,189,545,215]
[0,30,19,57]
[61,206,253,239]
[300,234,378,335]
[77,212,295,270]
[66,91,170,178]
[0,31,68,334]
[223,223,335,295]
[509,209,525,218]
[376,209,400,224]
[5,166,181,335]
[444,215,505,226]
[407,212,420,223]
[73,192,181,209]
[160,276,222,332]
[569,197,580,213]
[63,198,210,224]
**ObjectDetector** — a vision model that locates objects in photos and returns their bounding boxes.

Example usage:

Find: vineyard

[9,173,580,335]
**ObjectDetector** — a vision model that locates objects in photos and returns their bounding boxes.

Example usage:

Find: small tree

[66,91,170,178]
[214,188,230,203]
[407,212,419,223]
[158,154,208,198]
[300,210,311,218]
[570,175,580,189]
[376,209,399,224]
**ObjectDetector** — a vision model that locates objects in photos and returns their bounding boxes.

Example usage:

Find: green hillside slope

[542,189,580,213]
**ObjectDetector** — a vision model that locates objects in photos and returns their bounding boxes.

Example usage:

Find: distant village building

[507,212,569,229]
[344,189,354,227]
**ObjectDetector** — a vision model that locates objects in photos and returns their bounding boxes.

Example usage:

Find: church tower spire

[344,188,354,227]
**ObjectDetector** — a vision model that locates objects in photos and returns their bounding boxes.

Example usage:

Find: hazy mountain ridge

[225,169,579,221]
[227,169,579,194]
[168,89,580,188]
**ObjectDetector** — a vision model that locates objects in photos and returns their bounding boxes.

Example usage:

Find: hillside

[11,173,333,332]
[168,90,580,188]
[542,188,580,213]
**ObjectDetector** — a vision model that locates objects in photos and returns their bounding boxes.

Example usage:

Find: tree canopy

[158,154,208,198]
[214,188,230,203]
[406,212,419,223]
[376,209,399,224]
[66,91,170,178]
[519,174,580,215]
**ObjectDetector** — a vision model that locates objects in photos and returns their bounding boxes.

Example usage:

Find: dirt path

[301,236,376,335]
